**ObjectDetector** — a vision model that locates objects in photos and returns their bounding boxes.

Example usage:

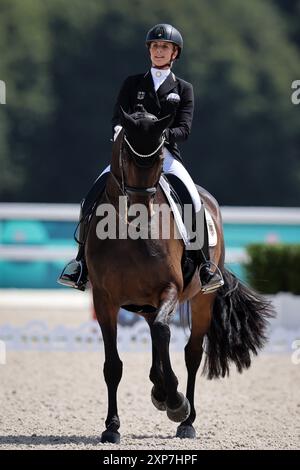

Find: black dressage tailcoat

[111,70,194,162]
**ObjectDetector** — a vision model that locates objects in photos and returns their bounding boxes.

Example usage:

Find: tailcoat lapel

[156,72,179,99]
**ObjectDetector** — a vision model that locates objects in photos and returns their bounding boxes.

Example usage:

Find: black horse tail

[202,268,275,379]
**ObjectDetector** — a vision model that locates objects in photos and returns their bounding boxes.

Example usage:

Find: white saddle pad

[159,176,217,248]
[204,208,217,247]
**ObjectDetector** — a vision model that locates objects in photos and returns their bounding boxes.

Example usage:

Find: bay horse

[86,108,273,443]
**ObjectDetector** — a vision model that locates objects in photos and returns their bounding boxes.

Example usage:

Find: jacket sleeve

[164,83,194,144]
[111,77,132,133]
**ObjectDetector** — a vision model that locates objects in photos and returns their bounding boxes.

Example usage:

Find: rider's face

[149,41,178,68]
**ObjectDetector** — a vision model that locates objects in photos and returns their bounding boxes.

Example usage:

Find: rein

[104,131,163,225]
[111,132,163,198]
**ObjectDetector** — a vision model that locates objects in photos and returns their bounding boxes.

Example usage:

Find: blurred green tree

[0,0,299,205]
[0,0,53,199]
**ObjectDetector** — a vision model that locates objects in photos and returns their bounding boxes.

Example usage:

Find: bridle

[108,129,165,200]
[124,135,165,159]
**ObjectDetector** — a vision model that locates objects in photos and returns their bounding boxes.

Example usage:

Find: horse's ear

[119,106,136,133]
[154,113,174,136]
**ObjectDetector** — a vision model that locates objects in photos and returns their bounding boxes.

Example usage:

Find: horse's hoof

[151,386,166,411]
[100,430,120,444]
[166,393,191,423]
[176,424,196,439]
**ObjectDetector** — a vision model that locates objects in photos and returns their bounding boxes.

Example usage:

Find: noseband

[110,130,165,199]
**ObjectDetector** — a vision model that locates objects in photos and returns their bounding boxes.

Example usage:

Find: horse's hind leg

[93,291,123,444]
[176,292,214,439]
[152,284,190,423]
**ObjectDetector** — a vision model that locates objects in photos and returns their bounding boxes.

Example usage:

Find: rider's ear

[172,45,178,60]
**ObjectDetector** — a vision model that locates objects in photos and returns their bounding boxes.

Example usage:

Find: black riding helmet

[145,24,183,59]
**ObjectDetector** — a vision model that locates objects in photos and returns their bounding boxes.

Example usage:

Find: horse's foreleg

[152,284,190,423]
[147,319,167,411]
[93,292,122,444]
[176,294,213,439]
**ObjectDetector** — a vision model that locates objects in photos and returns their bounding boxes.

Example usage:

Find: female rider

[58,24,223,292]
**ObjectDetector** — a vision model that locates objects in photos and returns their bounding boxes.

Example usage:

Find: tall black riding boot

[199,251,224,294]
[163,173,224,293]
[195,208,224,294]
[57,171,110,291]
[57,201,89,291]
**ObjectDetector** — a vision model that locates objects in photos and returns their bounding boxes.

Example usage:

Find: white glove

[113,125,123,141]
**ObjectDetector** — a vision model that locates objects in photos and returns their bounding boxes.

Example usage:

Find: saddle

[122,175,217,314]
[85,172,217,314]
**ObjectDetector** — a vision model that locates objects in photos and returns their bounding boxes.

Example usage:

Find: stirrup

[57,260,87,291]
[199,261,224,294]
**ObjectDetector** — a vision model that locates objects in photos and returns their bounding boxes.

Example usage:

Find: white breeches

[100,147,201,212]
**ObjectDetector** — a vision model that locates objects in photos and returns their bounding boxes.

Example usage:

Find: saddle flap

[159,175,217,248]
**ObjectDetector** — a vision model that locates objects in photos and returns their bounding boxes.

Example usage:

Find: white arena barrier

[0,290,299,353]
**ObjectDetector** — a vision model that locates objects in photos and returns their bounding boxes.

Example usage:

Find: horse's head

[120,105,173,160]
[112,105,174,209]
